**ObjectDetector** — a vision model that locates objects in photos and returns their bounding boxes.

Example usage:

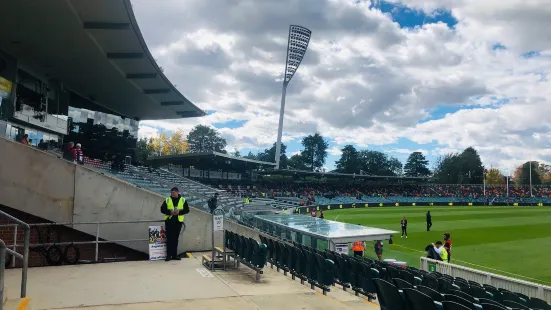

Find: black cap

[170,187,179,192]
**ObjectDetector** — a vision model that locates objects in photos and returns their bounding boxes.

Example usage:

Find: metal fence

[420,257,551,303]
[0,219,183,264]
[0,210,30,307]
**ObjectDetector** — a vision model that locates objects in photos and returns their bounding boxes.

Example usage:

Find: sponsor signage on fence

[335,243,349,254]
[148,226,167,261]
[294,201,551,213]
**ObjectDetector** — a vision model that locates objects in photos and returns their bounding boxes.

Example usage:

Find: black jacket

[160,195,190,218]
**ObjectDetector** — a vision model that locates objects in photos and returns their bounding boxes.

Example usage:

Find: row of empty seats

[222,231,268,281]
[373,263,551,310]
[259,235,335,295]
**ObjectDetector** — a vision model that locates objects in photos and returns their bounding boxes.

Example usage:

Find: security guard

[160,187,190,261]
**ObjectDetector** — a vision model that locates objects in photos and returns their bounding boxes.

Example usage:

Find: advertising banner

[148,226,167,261]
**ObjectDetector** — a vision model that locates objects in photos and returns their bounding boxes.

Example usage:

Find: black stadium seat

[416,285,444,302]
[373,278,408,310]
[403,288,439,310]
[443,301,473,310]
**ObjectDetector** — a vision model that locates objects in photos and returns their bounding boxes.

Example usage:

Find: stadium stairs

[0,136,226,255]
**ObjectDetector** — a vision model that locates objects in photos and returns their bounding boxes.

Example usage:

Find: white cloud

[132,0,551,171]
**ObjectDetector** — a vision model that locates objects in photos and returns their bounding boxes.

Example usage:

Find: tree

[404,151,431,177]
[433,147,484,184]
[244,151,257,160]
[485,168,505,185]
[135,138,154,163]
[300,133,329,172]
[513,161,541,185]
[357,150,403,176]
[433,153,460,184]
[231,149,241,157]
[335,145,360,173]
[166,129,189,155]
[186,125,227,153]
[287,153,309,170]
[146,130,189,156]
[147,132,169,156]
[256,143,288,168]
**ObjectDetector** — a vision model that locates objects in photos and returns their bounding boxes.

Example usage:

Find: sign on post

[428,262,437,272]
[213,215,224,231]
[335,243,349,255]
[148,226,167,261]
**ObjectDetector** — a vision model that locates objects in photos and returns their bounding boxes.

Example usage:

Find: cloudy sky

[132,0,551,172]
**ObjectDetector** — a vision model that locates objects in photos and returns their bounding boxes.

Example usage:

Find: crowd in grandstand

[212,182,551,204]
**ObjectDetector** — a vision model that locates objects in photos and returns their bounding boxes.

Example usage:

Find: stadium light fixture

[274,25,312,169]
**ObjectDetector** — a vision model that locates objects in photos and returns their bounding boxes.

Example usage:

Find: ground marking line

[391,244,551,285]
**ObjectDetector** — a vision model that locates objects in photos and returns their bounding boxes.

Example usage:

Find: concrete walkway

[4,257,379,310]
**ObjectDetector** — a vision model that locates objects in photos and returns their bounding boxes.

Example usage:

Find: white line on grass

[392,244,551,285]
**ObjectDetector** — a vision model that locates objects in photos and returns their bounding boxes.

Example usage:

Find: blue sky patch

[212,119,247,129]
[369,0,457,29]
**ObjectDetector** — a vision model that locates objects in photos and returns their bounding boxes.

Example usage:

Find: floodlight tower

[274,25,312,169]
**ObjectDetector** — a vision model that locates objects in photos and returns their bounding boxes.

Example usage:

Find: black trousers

[427,221,432,231]
[401,226,407,236]
[353,251,363,257]
[165,219,183,258]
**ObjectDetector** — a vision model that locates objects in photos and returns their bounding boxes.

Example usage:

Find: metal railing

[420,257,551,303]
[0,220,181,264]
[0,210,30,300]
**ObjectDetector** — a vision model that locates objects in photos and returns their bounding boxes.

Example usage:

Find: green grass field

[323,206,551,285]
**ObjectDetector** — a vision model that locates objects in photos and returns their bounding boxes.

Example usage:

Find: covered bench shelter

[251,214,398,252]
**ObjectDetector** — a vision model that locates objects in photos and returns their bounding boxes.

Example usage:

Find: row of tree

[134,125,551,185]
[135,125,227,163]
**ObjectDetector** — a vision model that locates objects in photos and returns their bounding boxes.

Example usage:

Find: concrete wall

[72,165,212,253]
[0,136,247,255]
[0,137,74,223]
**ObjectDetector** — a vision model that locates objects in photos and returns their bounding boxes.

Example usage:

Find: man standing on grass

[401,216,408,238]
[426,211,432,231]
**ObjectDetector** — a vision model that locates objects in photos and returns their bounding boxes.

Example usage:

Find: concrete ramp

[0,136,214,253]
[4,257,379,310]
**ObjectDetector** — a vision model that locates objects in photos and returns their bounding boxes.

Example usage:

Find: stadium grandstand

[1,1,551,310]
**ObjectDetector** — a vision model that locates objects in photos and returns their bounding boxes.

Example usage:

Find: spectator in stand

[63,142,74,161]
[73,143,84,164]
[401,216,408,238]
[38,139,48,151]
[310,209,316,217]
[28,139,33,146]
[20,134,29,145]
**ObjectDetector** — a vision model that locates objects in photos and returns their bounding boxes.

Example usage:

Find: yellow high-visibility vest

[165,197,185,222]
[440,248,448,261]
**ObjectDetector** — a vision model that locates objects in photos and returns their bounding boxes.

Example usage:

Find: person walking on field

[426,211,432,231]
[160,187,190,261]
[401,216,408,238]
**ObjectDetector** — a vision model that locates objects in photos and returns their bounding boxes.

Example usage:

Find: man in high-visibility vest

[352,241,365,257]
[160,187,190,261]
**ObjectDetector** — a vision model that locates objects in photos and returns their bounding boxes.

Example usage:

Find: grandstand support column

[275,25,312,169]
[275,84,287,169]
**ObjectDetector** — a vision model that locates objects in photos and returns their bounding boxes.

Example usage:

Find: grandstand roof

[257,168,429,180]
[147,151,276,170]
[0,0,205,120]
